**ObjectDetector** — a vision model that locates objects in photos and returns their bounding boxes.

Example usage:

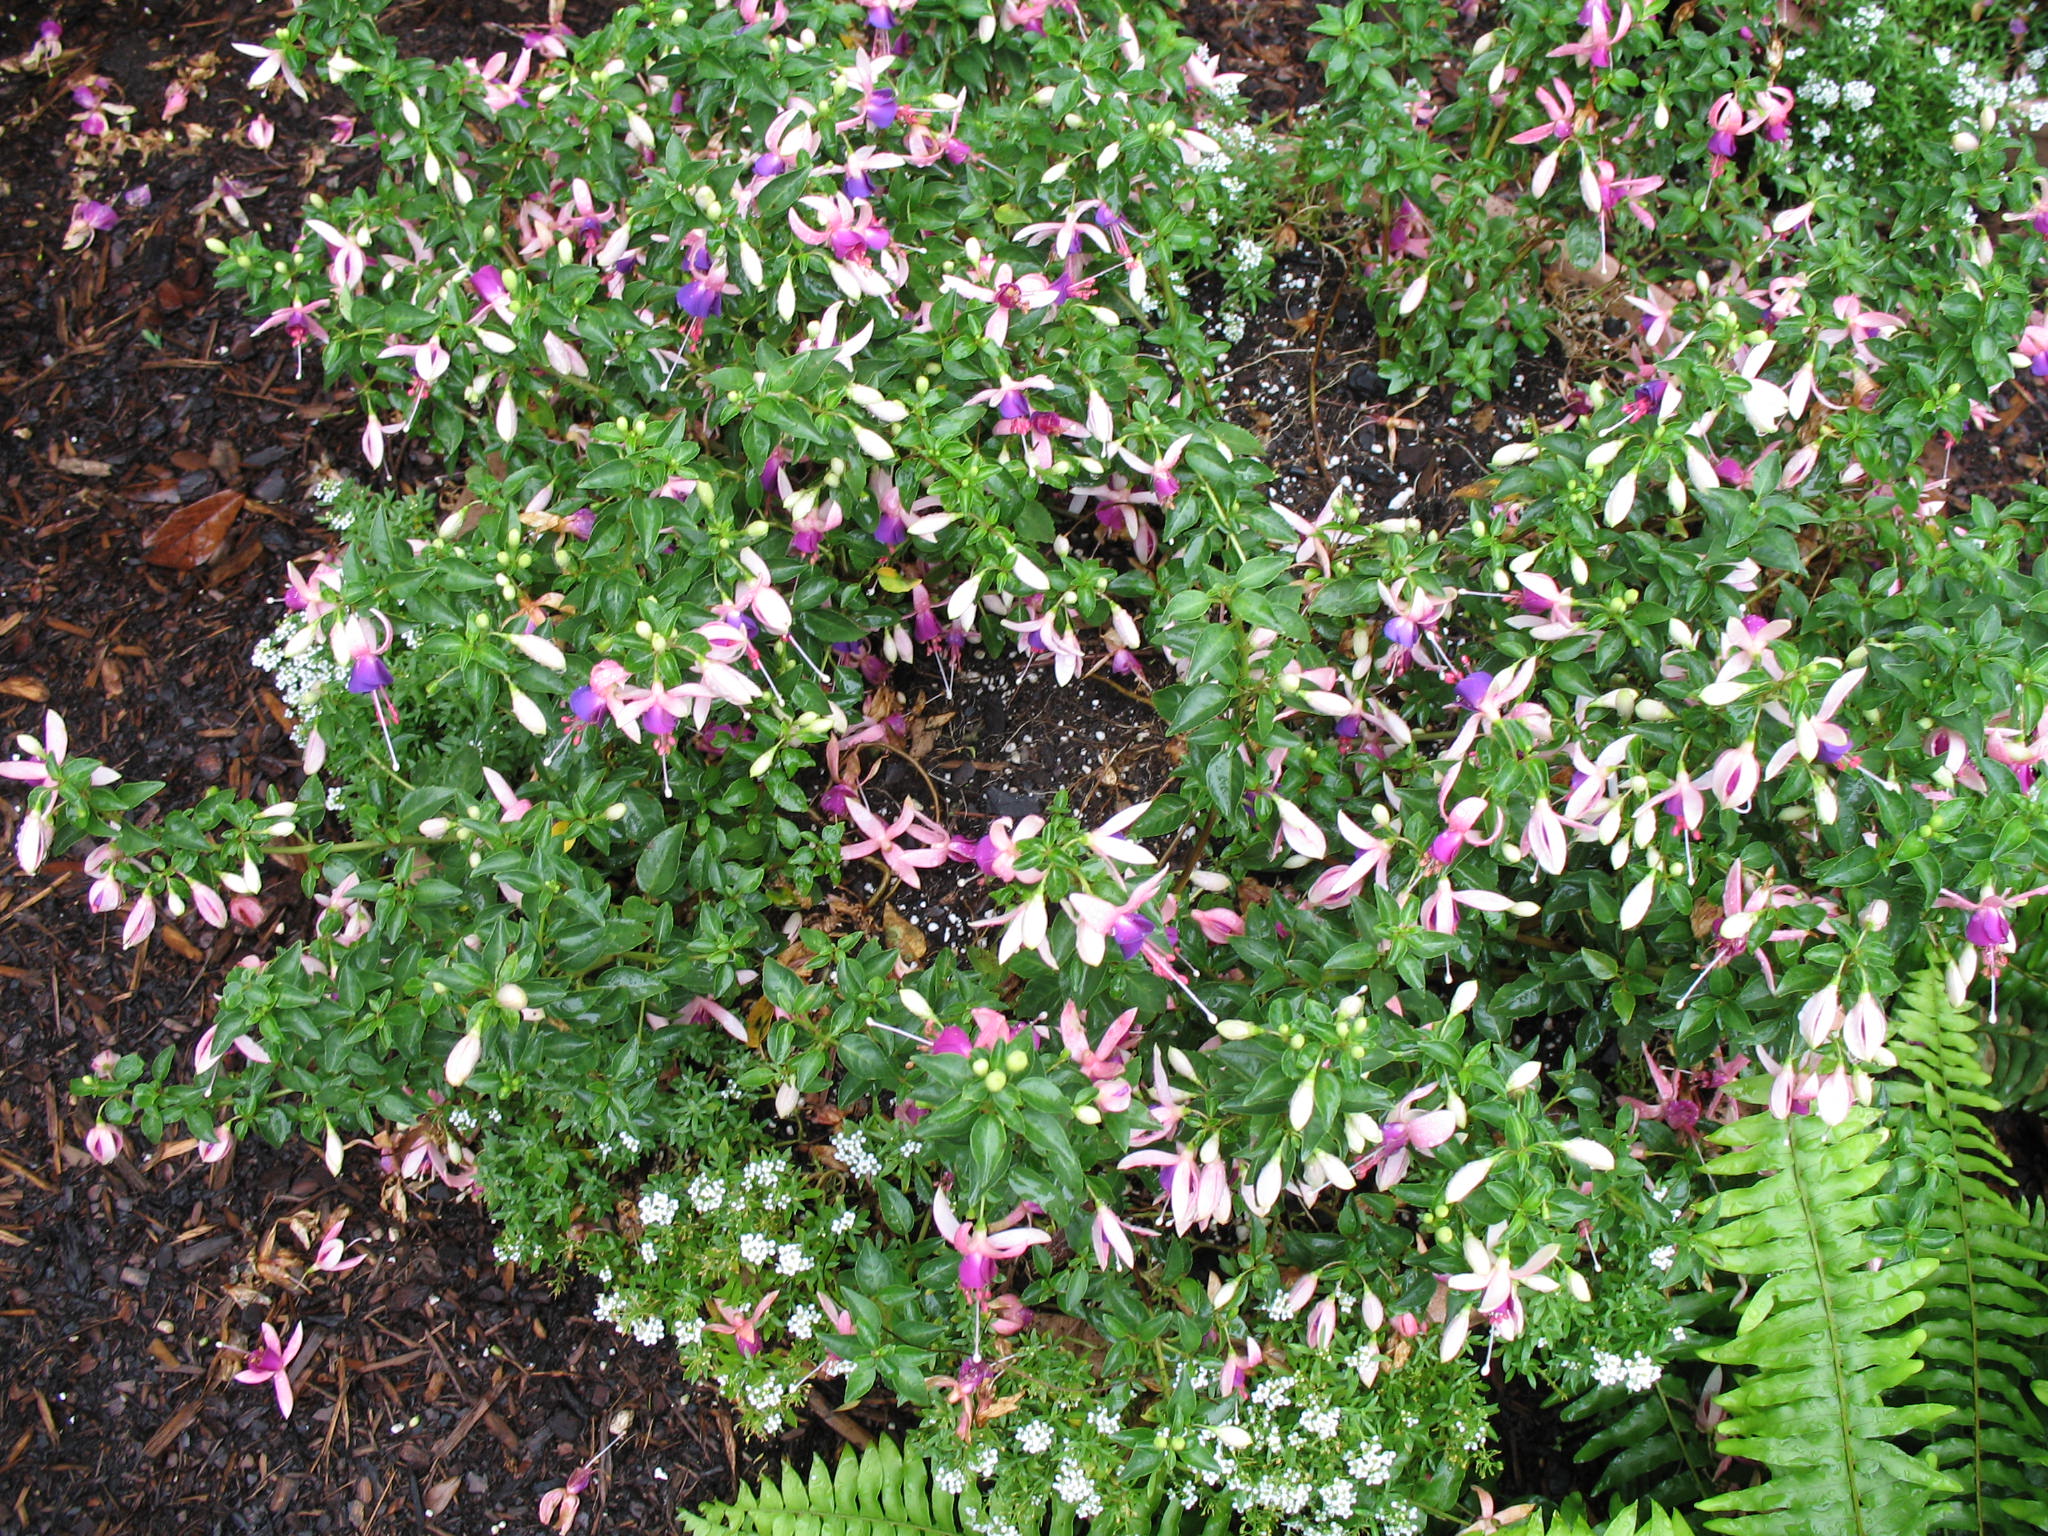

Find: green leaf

[635,824,689,896]
[1693,1106,1959,1536]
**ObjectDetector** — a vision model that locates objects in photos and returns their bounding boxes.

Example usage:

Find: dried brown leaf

[142,490,244,569]
[883,904,928,963]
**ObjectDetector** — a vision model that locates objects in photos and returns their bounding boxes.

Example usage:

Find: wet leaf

[142,490,244,569]
[882,903,928,963]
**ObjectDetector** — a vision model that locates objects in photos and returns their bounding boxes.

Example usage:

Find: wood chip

[424,1478,460,1517]
[143,1399,201,1459]
[158,924,204,962]
[55,456,113,477]
[430,1368,507,1460]
[0,677,47,702]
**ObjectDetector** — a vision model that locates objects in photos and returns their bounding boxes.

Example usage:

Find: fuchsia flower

[250,299,330,379]
[941,256,1058,345]
[1419,878,1522,936]
[841,797,951,888]
[1756,84,1796,142]
[931,1188,1049,1294]
[1446,1230,1561,1345]
[1091,1203,1153,1270]
[539,1466,595,1534]
[468,48,533,112]
[1549,0,1632,70]
[1817,295,1907,367]
[234,1321,305,1418]
[565,659,640,743]
[1757,1046,1853,1124]
[1938,883,2048,973]
[2012,314,2048,378]
[331,611,401,767]
[1710,740,1762,811]
[312,1218,368,1273]
[707,1291,780,1355]
[304,218,370,294]
[17,18,60,70]
[1219,1334,1264,1398]
[1304,812,1394,907]
[1351,1085,1459,1188]
[788,193,904,297]
[1509,80,1584,196]
[378,335,452,428]
[231,38,308,100]
[62,199,118,251]
[2005,180,2048,239]
[84,1123,126,1165]
[973,814,1046,883]
[1703,93,1760,176]
[1066,872,1167,965]
[1059,1001,1140,1111]
[1582,160,1663,235]
[1508,571,1580,639]
[194,1023,272,1073]
[1385,198,1431,259]
[1429,795,1500,867]
[1120,1141,1232,1233]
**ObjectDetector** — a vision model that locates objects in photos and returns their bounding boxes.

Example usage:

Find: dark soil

[0,3,795,1532]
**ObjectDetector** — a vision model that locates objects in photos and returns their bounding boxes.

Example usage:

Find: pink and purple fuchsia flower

[331,612,401,769]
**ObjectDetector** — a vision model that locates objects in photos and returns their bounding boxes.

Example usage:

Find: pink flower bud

[85,1122,126,1164]
[189,881,229,928]
[121,894,157,949]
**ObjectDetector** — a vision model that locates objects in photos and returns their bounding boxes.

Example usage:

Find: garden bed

[6,0,2048,1533]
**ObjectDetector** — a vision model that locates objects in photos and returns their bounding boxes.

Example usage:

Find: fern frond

[1690,1107,1955,1536]
[1561,1380,1715,1509]
[1500,1499,1698,1535]
[1887,967,2048,1534]
[680,1438,1202,1536]
[681,1437,978,1536]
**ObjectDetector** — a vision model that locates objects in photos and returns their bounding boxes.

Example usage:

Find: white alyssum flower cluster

[1347,1440,1397,1487]
[832,1126,883,1180]
[638,1189,680,1228]
[251,622,344,745]
[1590,1348,1664,1392]
[1052,1458,1103,1521]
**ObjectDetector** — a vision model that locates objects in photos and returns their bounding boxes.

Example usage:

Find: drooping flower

[1446,1227,1562,1343]
[234,1321,306,1418]
[1548,0,1632,70]
[1350,1085,1458,1188]
[707,1291,780,1355]
[931,1188,1049,1293]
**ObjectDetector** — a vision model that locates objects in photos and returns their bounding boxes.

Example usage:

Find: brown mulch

[0,3,805,1532]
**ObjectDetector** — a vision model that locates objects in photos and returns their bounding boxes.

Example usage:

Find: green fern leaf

[681,1439,1198,1536]
[682,1438,978,1536]
[1562,1381,1716,1509]
[1690,1106,1957,1536]
[1887,967,2048,1534]
[1500,1499,1699,1535]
